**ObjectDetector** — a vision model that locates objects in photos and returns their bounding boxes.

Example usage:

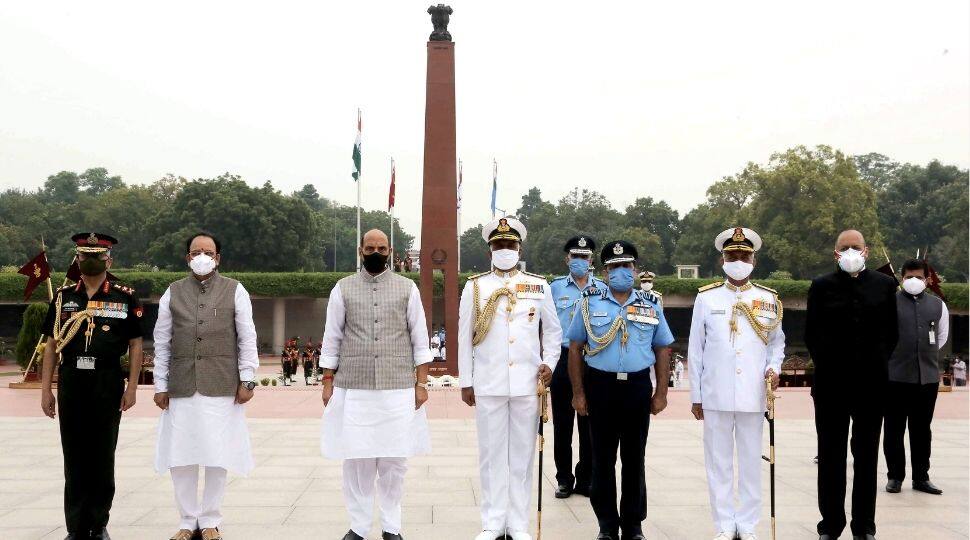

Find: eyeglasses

[189,250,217,257]
[361,246,390,255]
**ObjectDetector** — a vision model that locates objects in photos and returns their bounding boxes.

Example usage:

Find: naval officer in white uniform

[458,217,562,540]
[688,227,785,540]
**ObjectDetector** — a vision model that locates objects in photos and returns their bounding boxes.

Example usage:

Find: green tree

[854,153,900,192]
[459,225,490,272]
[623,197,679,273]
[79,167,124,195]
[749,145,881,279]
[15,303,48,369]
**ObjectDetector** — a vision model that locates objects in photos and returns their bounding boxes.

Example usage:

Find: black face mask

[362,252,389,273]
[79,257,107,276]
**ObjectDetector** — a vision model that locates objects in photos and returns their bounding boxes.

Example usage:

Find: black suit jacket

[805,268,899,398]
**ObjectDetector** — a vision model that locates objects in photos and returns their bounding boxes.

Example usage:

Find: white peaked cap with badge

[482,216,527,243]
[714,227,762,253]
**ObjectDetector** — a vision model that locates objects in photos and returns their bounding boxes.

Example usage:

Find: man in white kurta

[459,217,562,540]
[688,227,784,540]
[320,229,432,540]
[153,233,259,540]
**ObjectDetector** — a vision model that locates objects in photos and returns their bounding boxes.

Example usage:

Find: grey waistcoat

[168,273,241,398]
[889,290,944,385]
[334,270,416,390]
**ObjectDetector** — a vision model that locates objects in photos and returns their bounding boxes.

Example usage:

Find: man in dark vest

[40,232,145,540]
[805,229,898,540]
[883,259,949,496]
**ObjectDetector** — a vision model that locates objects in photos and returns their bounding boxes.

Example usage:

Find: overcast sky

[1,1,967,246]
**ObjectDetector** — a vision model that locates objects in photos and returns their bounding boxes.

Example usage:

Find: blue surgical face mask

[607,266,635,292]
[568,257,590,277]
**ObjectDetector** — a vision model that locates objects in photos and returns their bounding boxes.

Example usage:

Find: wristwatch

[241,380,257,391]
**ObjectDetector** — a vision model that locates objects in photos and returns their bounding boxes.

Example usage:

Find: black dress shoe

[886,478,902,493]
[555,484,573,498]
[852,535,876,540]
[90,528,111,540]
[573,483,591,497]
[818,535,834,540]
[622,534,646,540]
[596,533,617,540]
[913,479,943,494]
[342,530,365,540]
[382,532,404,540]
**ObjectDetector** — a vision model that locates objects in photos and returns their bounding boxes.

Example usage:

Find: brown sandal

[169,530,194,540]
[201,528,222,540]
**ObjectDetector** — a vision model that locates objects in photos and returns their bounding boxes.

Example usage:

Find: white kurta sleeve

[765,309,786,376]
[152,288,173,393]
[687,294,706,405]
[539,282,563,371]
[938,302,950,349]
[407,284,433,366]
[234,283,260,381]
[457,280,475,388]
[320,284,345,370]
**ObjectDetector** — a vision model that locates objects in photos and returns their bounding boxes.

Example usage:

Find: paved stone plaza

[0,383,966,539]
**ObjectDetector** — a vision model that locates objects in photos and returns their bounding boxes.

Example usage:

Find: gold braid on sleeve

[52,290,96,354]
[471,278,517,346]
[580,296,628,357]
[730,296,784,345]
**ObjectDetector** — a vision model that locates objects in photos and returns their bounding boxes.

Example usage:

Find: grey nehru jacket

[333,270,417,390]
[889,290,944,385]
[167,273,241,398]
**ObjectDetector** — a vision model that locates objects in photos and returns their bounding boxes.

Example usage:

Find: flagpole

[356,177,362,271]
[21,239,65,384]
[457,159,462,272]
[390,157,395,271]
[333,201,338,271]
[354,108,363,272]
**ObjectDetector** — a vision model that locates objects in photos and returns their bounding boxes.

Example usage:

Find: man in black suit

[805,229,898,540]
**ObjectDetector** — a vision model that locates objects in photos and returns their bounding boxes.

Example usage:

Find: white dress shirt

[153,280,260,393]
[457,270,562,397]
[688,282,785,413]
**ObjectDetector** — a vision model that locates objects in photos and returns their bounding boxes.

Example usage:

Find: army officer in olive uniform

[40,233,145,540]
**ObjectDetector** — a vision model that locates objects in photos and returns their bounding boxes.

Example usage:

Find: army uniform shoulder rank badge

[515,283,544,300]
[626,304,659,325]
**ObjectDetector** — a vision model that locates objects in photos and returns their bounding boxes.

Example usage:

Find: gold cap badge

[497,219,510,232]
[613,243,623,255]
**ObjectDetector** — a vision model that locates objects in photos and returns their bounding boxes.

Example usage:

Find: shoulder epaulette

[753,283,778,295]
[521,270,547,280]
[57,284,74,292]
[551,275,567,282]
[112,283,135,295]
[637,290,661,305]
[652,290,663,297]
[468,271,490,280]
[698,281,724,293]
[581,287,604,298]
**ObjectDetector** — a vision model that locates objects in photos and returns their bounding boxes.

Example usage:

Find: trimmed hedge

[1,271,966,310]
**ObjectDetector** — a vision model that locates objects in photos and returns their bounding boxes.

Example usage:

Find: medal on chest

[626,304,659,325]
[87,300,129,319]
[515,283,544,300]
[750,298,778,319]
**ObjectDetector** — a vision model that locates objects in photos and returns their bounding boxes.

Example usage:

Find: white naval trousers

[343,457,408,537]
[703,410,764,535]
[171,465,228,530]
[475,394,539,533]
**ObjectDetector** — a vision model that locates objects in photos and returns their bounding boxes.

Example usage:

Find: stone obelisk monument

[420,4,459,375]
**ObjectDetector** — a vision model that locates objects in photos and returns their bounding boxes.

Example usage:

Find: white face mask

[640,281,653,292]
[837,248,866,274]
[189,254,217,276]
[491,249,520,271]
[722,260,754,281]
[902,277,927,296]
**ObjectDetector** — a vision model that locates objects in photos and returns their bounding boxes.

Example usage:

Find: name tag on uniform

[76,356,96,370]
[929,331,936,345]
[616,372,628,381]
[515,283,544,300]
[711,309,726,315]
[592,311,608,317]
[626,304,659,325]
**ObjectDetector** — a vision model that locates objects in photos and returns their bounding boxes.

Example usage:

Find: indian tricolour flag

[351,109,362,181]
